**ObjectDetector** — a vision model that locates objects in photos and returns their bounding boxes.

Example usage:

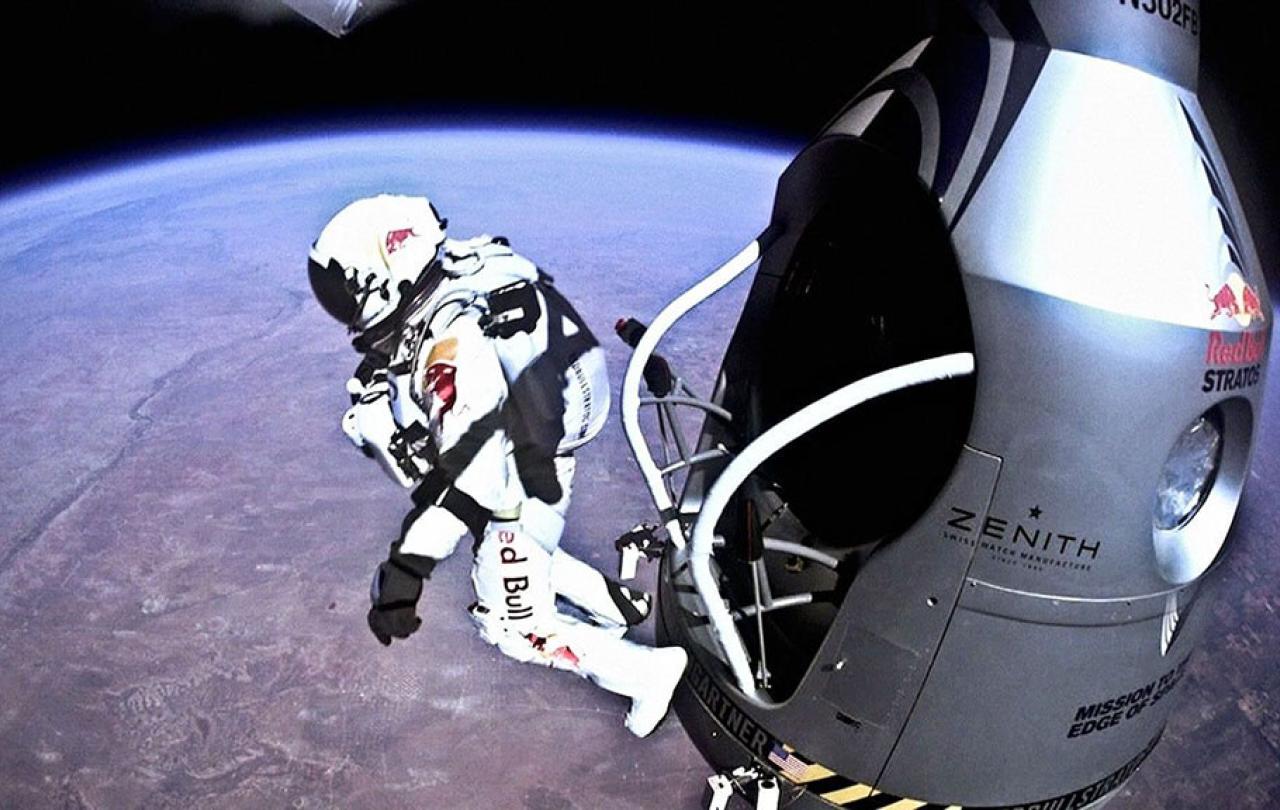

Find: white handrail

[691,352,977,694]
[620,238,764,549]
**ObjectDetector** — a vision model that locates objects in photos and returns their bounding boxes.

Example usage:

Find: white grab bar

[691,352,976,694]
[620,237,765,549]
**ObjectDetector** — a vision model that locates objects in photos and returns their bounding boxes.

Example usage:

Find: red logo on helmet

[1207,283,1238,321]
[1207,272,1266,327]
[385,228,417,255]
[1241,283,1266,324]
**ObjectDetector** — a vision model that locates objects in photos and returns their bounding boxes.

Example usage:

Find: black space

[4,2,944,176]
[3,1,1277,272]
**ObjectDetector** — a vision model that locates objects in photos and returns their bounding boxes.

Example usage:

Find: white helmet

[308,194,448,333]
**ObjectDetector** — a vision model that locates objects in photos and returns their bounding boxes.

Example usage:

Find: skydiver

[307,194,688,737]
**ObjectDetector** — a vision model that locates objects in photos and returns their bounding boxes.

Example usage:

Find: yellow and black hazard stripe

[799,778,957,809]
[765,729,1162,809]
[769,745,957,809]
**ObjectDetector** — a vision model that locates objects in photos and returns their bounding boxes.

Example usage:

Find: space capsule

[618,2,1271,807]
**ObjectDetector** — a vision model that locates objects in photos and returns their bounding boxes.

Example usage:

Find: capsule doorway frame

[619,229,975,700]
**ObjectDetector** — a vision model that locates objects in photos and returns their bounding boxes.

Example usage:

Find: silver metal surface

[630,2,1273,807]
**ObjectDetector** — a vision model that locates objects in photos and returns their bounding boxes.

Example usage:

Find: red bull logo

[385,227,417,255]
[1242,284,1265,324]
[1203,330,1267,393]
[423,362,457,416]
[1205,331,1266,366]
[1207,283,1237,320]
[1206,271,1266,327]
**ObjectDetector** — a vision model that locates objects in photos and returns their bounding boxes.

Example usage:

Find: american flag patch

[768,742,819,778]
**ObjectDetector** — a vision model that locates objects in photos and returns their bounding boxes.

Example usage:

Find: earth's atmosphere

[0,129,1276,809]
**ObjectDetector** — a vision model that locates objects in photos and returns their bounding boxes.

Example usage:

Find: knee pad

[517,498,566,555]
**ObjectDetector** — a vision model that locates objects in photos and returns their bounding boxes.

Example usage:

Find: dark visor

[307,256,360,326]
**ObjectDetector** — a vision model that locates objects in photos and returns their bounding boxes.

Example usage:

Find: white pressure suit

[309,195,686,737]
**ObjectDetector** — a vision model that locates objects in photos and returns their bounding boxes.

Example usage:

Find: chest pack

[392,237,610,503]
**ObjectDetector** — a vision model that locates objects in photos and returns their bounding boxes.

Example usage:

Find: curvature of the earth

[0,128,1276,809]
[0,129,788,810]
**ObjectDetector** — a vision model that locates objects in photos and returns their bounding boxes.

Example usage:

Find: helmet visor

[308,256,361,326]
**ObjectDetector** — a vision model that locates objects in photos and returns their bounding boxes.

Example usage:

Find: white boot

[476,607,689,737]
[538,621,689,738]
[623,646,689,737]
